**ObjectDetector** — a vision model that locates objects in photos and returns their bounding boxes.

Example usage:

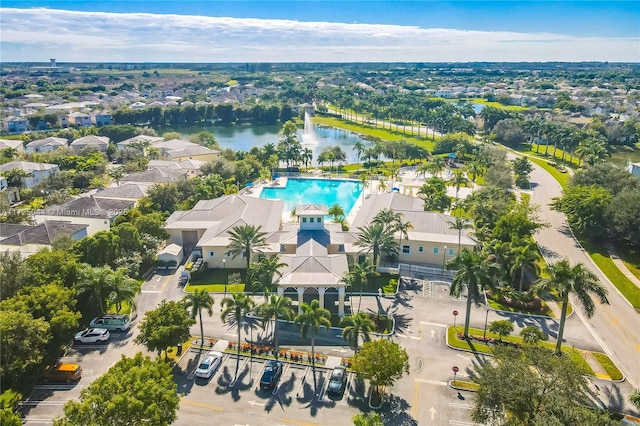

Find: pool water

[259,178,363,215]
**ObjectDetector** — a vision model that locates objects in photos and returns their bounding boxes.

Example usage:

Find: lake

[183,123,375,165]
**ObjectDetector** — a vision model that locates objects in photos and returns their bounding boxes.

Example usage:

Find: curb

[448,380,478,392]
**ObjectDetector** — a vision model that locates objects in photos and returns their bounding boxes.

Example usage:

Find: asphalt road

[522,155,640,388]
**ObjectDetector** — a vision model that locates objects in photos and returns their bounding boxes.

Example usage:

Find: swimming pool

[259,178,363,215]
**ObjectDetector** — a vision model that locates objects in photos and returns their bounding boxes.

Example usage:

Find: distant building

[627,162,640,178]
[29,58,69,73]
[26,137,68,154]
[2,116,29,134]
[70,135,110,152]
[0,138,25,153]
[0,221,88,256]
[0,161,59,189]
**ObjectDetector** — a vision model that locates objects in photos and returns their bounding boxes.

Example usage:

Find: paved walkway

[607,245,640,290]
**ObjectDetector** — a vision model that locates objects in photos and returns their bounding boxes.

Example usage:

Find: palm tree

[248,255,288,302]
[328,203,345,222]
[75,265,117,315]
[448,172,469,201]
[358,172,370,200]
[184,288,215,347]
[509,240,540,292]
[340,312,375,353]
[350,260,378,313]
[226,224,269,270]
[220,292,256,378]
[259,294,294,360]
[294,300,331,395]
[356,223,398,267]
[447,217,473,253]
[372,208,401,232]
[107,268,141,314]
[464,161,484,184]
[533,259,609,354]
[353,141,366,166]
[395,218,413,263]
[447,249,500,339]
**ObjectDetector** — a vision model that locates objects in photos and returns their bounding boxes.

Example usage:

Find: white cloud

[1,8,638,62]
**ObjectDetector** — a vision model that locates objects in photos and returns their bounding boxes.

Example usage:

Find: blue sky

[1,1,638,62]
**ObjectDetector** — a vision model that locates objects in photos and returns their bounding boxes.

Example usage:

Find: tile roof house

[25,137,68,153]
[1,116,28,134]
[68,112,92,128]
[120,167,188,184]
[0,220,88,256]
[70,135,110,152]
[147,159,207,177]
[0,161,59,189]
[93,183,152,201]
[116,135,164,151]
[36,195,134,235]
[151,139,219,162]
[0,138,25,153]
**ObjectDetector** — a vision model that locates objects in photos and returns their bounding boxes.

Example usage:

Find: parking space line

[281,418,318,426]
[22,418,54,424]
[419,321,448,328]
[317,371,328,401]
[295,366,311,398]
[273,363,290,395]
[181,399,224,411]
[229,357,250,388]
[415,378,448,386]
[340,373,354,406]
[253,360,269,391]
[449,402,473,410]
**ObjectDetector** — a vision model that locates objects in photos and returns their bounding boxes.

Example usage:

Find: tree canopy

[135,300,195,359]
[54,353,180,426]
[352,339,409,393]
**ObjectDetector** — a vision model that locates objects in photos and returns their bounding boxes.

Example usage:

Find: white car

[195,351,223,379]
[74,328,110,344]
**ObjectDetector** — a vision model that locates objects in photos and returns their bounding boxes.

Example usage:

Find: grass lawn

[457,97,531,112]
[451,380,480,391]
[446,326,594,375]
[591,352,624,381]
[106,300,132,315]
[184,283,246,293]
[579,239,640,309]
[313,116,435,153]
[358,273,399,294]
[487,297,553,318]
[165,338,193,364]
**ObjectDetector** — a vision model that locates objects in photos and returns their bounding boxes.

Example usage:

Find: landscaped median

[449,380,479,392]
[445,326,623,381]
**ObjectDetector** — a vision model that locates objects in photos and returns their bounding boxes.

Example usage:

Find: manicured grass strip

[487,297,553,318]
[313,116,435,152]
[522,153,571,189]
[450,380,479,392]
[623,260,640,282]
[166,339,193,363]
[591,352,624,381]
[184,283,245,293]
[580,240,640,309]
[446,326,594,375]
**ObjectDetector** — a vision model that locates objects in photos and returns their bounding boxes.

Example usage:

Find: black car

[260,360,283,389]
[327,366,348,396]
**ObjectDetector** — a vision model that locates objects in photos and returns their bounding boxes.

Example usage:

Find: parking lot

[173,348,368,426]
[18,330,135,425]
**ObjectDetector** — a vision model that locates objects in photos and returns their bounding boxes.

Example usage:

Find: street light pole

[483,307,490,340]
[441,245,447,277]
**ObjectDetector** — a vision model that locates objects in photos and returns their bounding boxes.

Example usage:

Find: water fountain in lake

[302,111,318,145]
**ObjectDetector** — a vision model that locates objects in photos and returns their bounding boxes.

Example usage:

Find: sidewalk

[607,245,640,290]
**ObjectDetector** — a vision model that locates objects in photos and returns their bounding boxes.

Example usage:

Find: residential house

[130,102,147,110]
[2,116,29,134]
[116,135,164,151]
[151,139,219,162]
[350,192,476,266]
[70,135,110,152]
[0,221,88,257]
[0,161,59,189]
[0,138,25,154]
[120,167,188,184]
[147,159,207,177]
[92,111,112,126]
[93,183,152,202]
[68,112,92,128]
[37,195,134,235]
[25,137,68,154]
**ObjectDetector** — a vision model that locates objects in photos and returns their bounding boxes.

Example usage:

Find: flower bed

[457,332,521,349]
[225,342,327,365]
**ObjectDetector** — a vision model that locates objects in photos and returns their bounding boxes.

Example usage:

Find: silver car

[74,328,110,344]
[195,351,222,379]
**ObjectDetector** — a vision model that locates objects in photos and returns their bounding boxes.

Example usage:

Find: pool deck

[241,167,477,226]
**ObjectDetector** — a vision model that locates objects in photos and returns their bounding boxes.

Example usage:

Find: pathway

[608,245,640,290]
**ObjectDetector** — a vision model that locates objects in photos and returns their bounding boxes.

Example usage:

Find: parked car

[74,328,110,344]
[260,360,283,389]
[43,361,82,383]
[89,314,131,332]
[195,351,223,379]
[327,366,348,396]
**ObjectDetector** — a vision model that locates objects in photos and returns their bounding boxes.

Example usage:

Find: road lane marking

[412,381,419,418]
[181,399,223,411]
[415,378,448,386]
[420,321,447,328]
[449,402,473,410]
